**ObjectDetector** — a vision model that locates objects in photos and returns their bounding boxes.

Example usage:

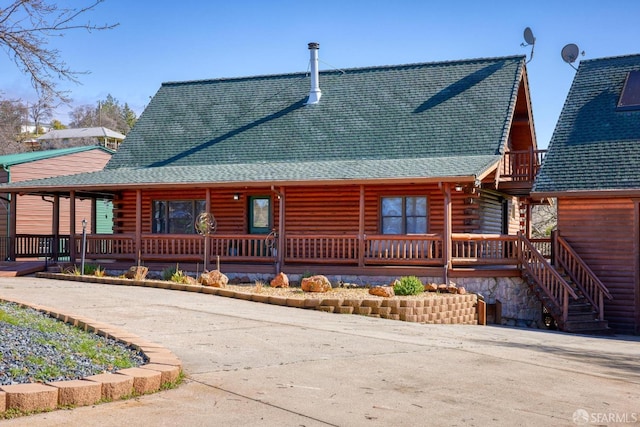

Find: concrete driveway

[0,276,638,427]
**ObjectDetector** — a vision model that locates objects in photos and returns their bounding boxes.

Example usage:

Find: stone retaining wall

[0,297,182,417]
[36,273,479,326]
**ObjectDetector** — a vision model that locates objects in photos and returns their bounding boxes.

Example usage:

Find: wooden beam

[53,194,60,262]
[69,190,76,263]
[135,189,142,264]
[9,192,16,261]
[358,184,365,267]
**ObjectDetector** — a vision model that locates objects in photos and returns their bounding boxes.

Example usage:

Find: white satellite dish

[561,43,584,70]
[521,27,536,63]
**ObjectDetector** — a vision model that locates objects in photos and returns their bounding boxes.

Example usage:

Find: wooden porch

[497,149,546,196]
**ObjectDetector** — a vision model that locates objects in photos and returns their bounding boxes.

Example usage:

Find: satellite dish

[521,27,536,63]
[523,27,535,46]
[561,43,584,70]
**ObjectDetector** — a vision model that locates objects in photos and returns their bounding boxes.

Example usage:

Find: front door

[249,196,271,234]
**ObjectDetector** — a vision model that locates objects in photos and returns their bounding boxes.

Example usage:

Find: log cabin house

[0,44,568,329]
[0,146,114,261]
[533,54,640,334]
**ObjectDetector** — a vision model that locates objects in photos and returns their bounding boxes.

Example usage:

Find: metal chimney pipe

[307,42,321,104]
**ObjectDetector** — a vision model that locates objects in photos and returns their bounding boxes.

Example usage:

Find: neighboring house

[36,127,126,150]
[533,54,640,334]
[0,146,115,260]
[0,45,552,327]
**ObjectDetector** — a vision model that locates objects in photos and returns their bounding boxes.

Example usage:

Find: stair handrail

[518,232,578,325]
[554,233,613,321]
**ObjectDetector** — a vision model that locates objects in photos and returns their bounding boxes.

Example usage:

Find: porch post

[8,192,16,261]
[277,187,285,273]
[135,189,142,264]
[205,188,211,270]
[69,190,76,263]
[53,194,60,262]
[358,185,365,267]
[442,183,452,284]
[91,198,97,234]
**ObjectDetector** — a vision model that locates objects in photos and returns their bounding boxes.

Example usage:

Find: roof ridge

[161,55,526,87]
[581,53,640,64]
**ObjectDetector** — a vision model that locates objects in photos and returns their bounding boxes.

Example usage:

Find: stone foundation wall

[451,277,541,327]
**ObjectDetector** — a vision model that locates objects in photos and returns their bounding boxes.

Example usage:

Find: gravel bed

[0,301,146,386]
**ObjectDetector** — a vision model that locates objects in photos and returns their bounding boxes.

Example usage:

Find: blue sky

[1,0,639,148]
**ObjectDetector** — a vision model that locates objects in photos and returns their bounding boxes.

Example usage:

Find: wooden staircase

[519,232,613,334]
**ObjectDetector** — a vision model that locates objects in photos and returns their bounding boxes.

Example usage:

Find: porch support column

[634,199,640,334]
[277,187,285,274]
[441,183,452,284]
[91,198,97,234]
[135,189,142,264]
[69,190,77,263]
[8,192,16,261]
[358,185,365,267]
[53,194,60,262]
[205,188,211,270]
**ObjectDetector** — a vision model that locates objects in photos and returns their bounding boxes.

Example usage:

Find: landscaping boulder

[369,286,395,298]
[270,272,289,288]
[446,284,458,294]
[457,286,467,295]
[438,284,449,293]
[124,266,148,280]
[200,270,228,288]
[301,275,332,293]
[424,283,438,292]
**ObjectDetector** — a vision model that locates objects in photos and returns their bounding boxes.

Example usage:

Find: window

[618,70,640,110]
[152,200,206,234]
[381,196,427,234]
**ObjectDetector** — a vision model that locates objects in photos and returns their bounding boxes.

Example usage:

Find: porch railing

[500,149,546,182]
[10,232,522,268]
[363,234,443,265]
[451,234,519,265]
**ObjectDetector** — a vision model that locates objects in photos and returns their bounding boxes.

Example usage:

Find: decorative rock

[270,272,289,288]
[446,284,458,294]
[369,286,395,298]
[185,276,198,286]
[424,283,438,292]
[438,284,449,293]
[200,270,228,288]
[124,266,148,280]
[301,275,332,293]
[457,286,467,295]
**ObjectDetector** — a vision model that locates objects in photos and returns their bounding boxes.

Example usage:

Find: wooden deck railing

[519,233,577,325]
[554,234,613,320]
[9,232,525,270]
[500,149,546,182]
[364,235,443,265]
[451,234,519,265]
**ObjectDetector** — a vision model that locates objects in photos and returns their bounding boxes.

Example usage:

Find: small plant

[393,276,424,296]
[254,280,264,293]
[162,264,179,281]
[93,265,106,277]
[170,269,190,284]
[82,264,99,275]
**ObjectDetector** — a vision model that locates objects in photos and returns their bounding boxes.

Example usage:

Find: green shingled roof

[0,56,525,192]
[533,54,640,194]
[0,146,114,168]
[108,56,524,171]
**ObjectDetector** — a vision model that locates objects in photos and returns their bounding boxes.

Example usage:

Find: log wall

[558,197,638,333]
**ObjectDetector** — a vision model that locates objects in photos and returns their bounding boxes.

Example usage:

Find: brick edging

[0,296,182,415]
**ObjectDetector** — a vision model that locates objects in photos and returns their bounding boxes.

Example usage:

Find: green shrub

[170,269,190,284]
[162,264,178,281]
[393,276,424,296]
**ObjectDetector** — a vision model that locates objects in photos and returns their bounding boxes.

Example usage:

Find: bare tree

[29,94,55,134]
[0,0,118,102]
[0,97,28,154]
